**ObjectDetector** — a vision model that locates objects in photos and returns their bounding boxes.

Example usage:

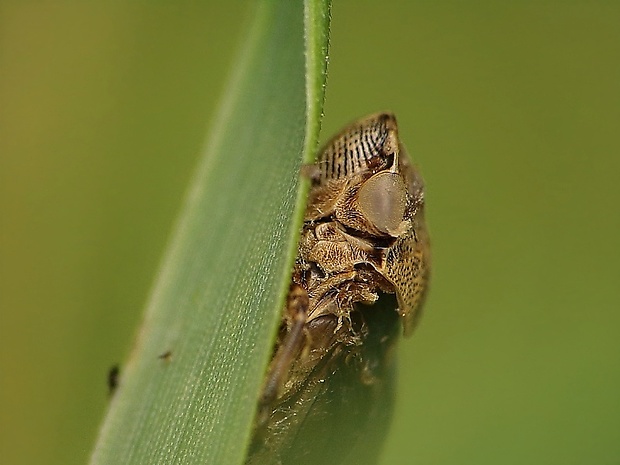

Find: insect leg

[258,284,309,422]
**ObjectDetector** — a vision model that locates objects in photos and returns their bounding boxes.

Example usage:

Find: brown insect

[248,113,430,465]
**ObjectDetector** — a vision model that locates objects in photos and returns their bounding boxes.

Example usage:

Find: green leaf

[89,1,330,464]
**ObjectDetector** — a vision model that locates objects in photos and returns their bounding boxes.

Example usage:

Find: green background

[1,2,618,464]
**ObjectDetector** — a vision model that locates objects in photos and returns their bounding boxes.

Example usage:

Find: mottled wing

[382,223,430,336]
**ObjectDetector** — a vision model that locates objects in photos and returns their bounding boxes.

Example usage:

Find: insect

[247,113,430,465]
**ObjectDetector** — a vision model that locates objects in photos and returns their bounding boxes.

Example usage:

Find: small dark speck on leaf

[107,365,120,396]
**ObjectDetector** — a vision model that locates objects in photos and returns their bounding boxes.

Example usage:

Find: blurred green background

[1,2,619,464]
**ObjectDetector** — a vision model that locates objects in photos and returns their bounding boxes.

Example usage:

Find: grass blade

[89,1,330,463]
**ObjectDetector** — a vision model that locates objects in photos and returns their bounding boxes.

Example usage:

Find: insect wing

[247,304,399,465]
[382,225,429,335]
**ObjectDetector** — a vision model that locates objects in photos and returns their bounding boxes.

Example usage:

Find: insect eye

[358,172,408,236]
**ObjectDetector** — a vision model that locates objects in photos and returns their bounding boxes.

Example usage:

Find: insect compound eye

[357,171,408,236]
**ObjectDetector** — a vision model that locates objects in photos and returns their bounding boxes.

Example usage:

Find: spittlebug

[248,113,430,465]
